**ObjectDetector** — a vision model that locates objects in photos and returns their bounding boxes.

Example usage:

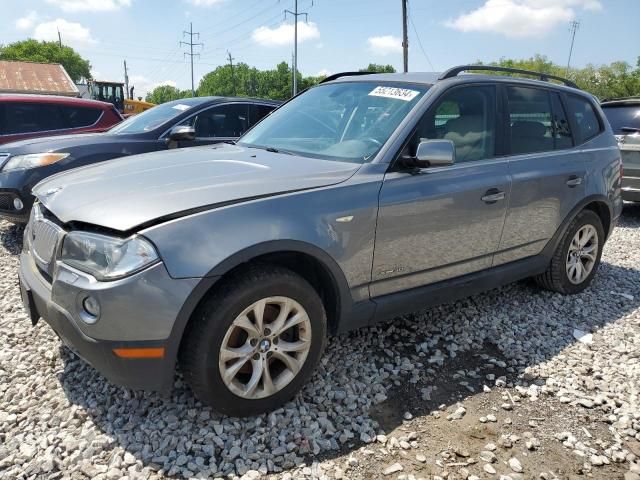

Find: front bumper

[0,168,38,223]
[19,245,199,391]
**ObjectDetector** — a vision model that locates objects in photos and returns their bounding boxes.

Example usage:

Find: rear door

[495,85,589,265]
[371,84,511,297]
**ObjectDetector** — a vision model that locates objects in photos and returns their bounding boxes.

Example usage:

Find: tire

[180,264,327,417]
[535,210,604,294]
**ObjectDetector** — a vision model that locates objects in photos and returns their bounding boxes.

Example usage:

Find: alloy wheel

[566,224,599,285]
[218,296,312,399]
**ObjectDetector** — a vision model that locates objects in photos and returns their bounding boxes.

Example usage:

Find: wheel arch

[543,194,613,260]
[164,240,355,377]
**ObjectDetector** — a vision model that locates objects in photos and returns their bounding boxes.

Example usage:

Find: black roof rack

[320,71,379,83]
[439,65,579,89]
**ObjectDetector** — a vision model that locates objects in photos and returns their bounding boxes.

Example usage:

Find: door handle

[566,175,583,187]
[481,189,505,204]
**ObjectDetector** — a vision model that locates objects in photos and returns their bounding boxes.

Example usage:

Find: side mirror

[168,125,196,142]
[413,139,456,168]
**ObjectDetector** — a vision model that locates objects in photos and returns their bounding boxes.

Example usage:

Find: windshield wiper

[223,140,236,145]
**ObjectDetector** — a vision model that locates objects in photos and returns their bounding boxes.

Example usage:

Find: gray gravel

[0,206,639,479]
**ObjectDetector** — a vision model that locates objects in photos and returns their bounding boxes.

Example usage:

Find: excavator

[87,80,155,116]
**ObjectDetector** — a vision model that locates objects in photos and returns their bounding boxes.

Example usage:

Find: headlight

[2,153,69,172]
[60,232,159,281]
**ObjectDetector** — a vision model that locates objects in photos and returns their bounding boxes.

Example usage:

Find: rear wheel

[535,210,604,294]
[180,265,327,416]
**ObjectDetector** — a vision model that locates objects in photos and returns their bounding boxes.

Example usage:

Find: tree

[481,54,640,99]
[145,85,189,104]
[0,39,91,82]
[359,64,396,73]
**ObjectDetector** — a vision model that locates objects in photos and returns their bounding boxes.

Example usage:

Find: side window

[550,93,573,150]
[5,103,68,134]
[566,94,602,144]
[249,104,275,127]
[60,106,103,128]
[410,85,496,163]
[506,86,554,155]
[185,104,249,138]
[0,104,6,135]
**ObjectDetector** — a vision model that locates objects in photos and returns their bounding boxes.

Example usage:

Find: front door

[176,103,251,148]
[371,84,511,297]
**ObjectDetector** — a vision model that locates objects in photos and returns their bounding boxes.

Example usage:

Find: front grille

[0,193,13,211]
[32,219,63,264]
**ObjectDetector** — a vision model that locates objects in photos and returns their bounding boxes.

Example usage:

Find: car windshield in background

[238,82,429,163]
[602,104,640,134]
[108,100,199,134]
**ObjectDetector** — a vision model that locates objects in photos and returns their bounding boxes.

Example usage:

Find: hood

[0,132,122,153]
[34,144,361,231]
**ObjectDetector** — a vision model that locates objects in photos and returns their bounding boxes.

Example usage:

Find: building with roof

[0,60,79,97]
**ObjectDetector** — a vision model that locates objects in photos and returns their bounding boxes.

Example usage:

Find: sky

[4,0,640,98]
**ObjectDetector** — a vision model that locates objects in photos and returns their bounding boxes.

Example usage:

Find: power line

[181,22,203,96]
[284,0,310,96]
[407,0,434,71]
[566,20,580,76]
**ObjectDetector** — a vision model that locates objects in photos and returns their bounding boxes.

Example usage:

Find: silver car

[19,66,623,416]
[601,97,640,202]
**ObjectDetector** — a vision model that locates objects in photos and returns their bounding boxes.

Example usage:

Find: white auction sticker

[368,86,420,102]
[172,104,191,111]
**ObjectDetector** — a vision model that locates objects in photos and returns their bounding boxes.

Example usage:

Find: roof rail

[438,65,579,89]
[320,71,380,83]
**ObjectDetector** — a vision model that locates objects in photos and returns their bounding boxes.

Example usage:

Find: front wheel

[180,265,327,417]
[535,210,604,294]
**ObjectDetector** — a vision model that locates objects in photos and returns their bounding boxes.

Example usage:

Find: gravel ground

[0,205,639,480]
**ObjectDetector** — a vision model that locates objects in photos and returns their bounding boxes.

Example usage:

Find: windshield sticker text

[368,86,420,102]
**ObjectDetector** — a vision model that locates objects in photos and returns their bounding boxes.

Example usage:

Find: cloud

[252,21,320,47]
[129,75,177,99]
[186,0,224,5]
[33,19,96,46]
[45,0,131,12]
[367,35,402,55]
[446,0,602,38]
[15,11,38,30]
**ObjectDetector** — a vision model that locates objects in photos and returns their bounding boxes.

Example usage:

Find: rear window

[566,95,602,144]
[60,105,103,128]
[4,102,69,134]
[601,104,640,135]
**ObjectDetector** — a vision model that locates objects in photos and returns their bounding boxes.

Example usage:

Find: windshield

[602,104,640,134]
[108,100,199,134]
[238,82,429,163]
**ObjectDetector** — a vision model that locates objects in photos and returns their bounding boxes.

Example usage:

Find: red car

[0,94,123,145]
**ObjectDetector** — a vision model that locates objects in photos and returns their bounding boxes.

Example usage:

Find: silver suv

[19,65,623,416]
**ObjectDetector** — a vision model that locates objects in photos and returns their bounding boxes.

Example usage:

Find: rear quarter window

[566,94,602,144]
[60,105,103,128]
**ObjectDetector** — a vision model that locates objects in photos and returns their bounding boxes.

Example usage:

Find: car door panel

[494,87,587,265]
[371,163,510,297]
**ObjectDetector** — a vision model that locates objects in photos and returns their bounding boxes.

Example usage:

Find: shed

[0,60,79,97]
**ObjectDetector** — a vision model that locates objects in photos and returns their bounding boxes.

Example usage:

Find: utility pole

[57,27,62,48]
[291,52,295,97]
[181,22,203,97]
[401,0,408,73]
[285,0,309,96]
[123,60,130,100]
[566,20,580,76]
[227,51,236,96]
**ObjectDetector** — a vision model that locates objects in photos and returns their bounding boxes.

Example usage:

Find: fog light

[82,296,100,319]
[13,197,24,211]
